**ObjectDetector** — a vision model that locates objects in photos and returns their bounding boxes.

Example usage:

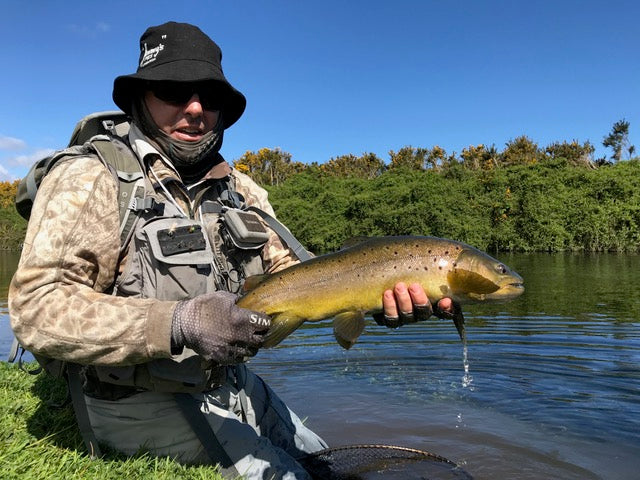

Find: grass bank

[0,361,224,479]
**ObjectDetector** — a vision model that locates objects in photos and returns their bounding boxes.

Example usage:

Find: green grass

[0,361,224,479]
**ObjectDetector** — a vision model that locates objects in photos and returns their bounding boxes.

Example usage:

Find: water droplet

[461,334,475,390]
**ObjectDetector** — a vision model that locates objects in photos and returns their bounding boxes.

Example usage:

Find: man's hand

[373,282,456,328]
[171,291,271,365]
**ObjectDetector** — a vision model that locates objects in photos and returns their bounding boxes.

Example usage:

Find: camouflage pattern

[9,155,174,366]
[9,127,302,367]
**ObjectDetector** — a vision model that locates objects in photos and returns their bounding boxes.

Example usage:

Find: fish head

[447,247,524,303]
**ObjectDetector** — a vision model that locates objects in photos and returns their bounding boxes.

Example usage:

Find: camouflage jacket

[9,124,300,367]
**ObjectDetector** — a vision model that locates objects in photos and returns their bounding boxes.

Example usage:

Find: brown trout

[237,236,524,349]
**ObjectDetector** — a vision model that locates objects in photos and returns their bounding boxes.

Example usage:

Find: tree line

[234,120,639,253]
[1,121,637,253]
[234,120,634,186]
[0,180,24,250]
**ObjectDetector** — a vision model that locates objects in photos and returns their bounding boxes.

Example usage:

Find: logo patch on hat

[140,42,165,68]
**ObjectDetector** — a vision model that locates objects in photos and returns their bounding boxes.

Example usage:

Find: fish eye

[495,263,507,274]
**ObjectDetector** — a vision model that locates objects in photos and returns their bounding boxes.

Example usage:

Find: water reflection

[500,252,640,322]
[0,251,19,358]
[1,251,639,479]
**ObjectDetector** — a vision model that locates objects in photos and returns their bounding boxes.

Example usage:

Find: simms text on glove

[171,291,271,365]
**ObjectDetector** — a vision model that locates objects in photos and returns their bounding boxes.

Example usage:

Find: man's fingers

[382,288,399,317]
[407,283,429,305]
[393,282,413,315]
[433,297,457,319]
[437,297,453,312]
[379,283,452,327]
[376,289,399,328]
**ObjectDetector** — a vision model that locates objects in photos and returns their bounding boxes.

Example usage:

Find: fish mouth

[507,281,525,291]
[486,282,524,301]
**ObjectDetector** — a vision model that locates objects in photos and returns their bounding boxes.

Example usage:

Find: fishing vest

[13,130,309,398]
[86,142,280,395]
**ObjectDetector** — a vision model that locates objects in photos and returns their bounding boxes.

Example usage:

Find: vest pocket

[117,217,216,300]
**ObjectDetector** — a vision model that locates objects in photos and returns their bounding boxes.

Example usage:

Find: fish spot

[444,251,449,255]
[423,266,429,271]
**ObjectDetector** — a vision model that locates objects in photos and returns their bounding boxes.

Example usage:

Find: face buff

[133,98,225,182]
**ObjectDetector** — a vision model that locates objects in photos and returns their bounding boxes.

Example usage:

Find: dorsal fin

[340,236,370,250]
[242,274,270,292]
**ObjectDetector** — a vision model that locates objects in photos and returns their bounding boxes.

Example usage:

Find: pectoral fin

[448,269,499,295]
[333,311,366,350]
[263,314,305,348]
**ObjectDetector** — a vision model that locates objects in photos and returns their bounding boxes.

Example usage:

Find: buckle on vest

[130,197,159,212]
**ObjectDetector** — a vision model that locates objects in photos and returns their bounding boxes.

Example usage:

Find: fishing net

[298,444,474,479]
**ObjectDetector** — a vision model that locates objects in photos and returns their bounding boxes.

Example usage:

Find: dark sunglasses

[147,82,222,111]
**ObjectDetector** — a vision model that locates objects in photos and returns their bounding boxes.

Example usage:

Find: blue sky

[1,0,638,181]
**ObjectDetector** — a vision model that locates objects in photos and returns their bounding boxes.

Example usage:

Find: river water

[1,250,639,479]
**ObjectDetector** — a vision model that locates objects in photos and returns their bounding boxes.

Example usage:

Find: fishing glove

[171,291,271,365]
[373,303,433,328]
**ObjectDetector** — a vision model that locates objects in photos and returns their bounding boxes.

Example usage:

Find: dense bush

[0,180,26,250]
[3,159,640,254]
[267,160,640,254]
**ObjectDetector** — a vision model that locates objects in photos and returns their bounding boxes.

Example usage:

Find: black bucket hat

[112,21,246,129]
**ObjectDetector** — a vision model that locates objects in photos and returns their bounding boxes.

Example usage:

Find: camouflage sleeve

[8,156,174,366]
[231,169,307,273]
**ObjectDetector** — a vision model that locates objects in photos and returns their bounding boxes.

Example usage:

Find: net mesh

[298,444,474,480]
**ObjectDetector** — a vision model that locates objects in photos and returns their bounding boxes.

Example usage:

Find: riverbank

[0,361,224,480]
[4,158,640,253]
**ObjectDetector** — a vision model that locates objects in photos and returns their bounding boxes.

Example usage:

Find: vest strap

[247,206,312,262]
[173,393,236,469]
[67,363,103,459]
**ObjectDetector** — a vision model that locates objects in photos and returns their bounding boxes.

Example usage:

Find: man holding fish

[9,22,521,480]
